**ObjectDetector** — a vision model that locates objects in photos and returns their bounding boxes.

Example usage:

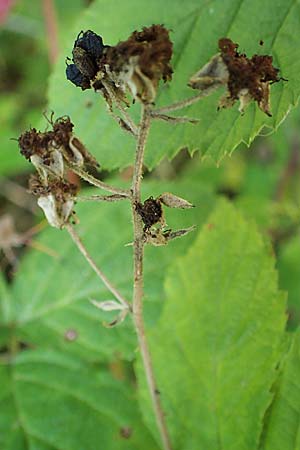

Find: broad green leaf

[278,236,300,330]
[0,274,12,348]
[261,330,300,450]
[48,0,300,171]
[138,200,287,450]
[0,273,11,325]
[9,180,215,362]
[0,349,159,450]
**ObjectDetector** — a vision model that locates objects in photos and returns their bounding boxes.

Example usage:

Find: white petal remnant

[37,194,74,229]
[30,176,77,229]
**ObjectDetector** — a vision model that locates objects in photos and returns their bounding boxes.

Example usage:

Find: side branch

[131,105,173,450]
[70,165,130,197]
[153,85,217,114]
[76,194,128,202]
[66,223,131,311]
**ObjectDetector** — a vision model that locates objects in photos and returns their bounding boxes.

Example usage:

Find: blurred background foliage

[0,0,300,333]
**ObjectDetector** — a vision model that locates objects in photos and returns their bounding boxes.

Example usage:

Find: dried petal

[68,136,99,168]
[52,116,99,168]
[158,192,194,209]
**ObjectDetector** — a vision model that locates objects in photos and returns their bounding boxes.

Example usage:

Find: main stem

[131,105,173,450]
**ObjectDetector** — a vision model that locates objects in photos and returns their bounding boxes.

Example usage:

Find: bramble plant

[1,1,300,450]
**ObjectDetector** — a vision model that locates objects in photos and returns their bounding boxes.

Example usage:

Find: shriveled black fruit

[74,30,105,60]
[66,63,90,90]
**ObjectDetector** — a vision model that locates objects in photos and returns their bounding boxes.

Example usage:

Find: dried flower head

[18,116,99,177]
[136,193,194,245]
[29,175,78,229]
[17,115,98,228]
[189,37,283,116]
[104,24,173,103]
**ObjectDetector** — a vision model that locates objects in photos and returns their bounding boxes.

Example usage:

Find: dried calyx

[135,193,194,246]
[66,25,173,104]
[189,37,284,116]
[18,115,96,228]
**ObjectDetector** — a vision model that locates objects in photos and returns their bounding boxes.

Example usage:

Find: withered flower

[29,175,78,229]
[18,116,99,178]
[189,37,283,116]
[135,196,165,231]
[18,115,98,228]
[104,24,173,103]
[136,193,194,246]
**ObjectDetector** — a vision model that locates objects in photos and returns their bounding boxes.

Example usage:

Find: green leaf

[9,180,215,362]
[0,273,11,325]
[261,330,300,450]
[278,236,300,330]
[47,0,300,171]
[138,200,287,450]
[0,274,12,348]
[0,349,159,450]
